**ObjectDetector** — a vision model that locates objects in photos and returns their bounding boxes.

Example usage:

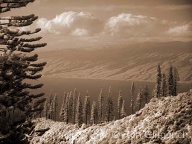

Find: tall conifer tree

[53,94,58,121]
[168,65,174,96]
[121,100,126,118]
[137,88,143,110]
[105,86,114,122]
[173,67,179,96]
[117,90,123,119]
[90,102,98,125]
[155,64,162,97]
[72,88,77,124]
[0,1,46,143]
[98,88,104,123]
[60,92,67,120]
[130,82,135,114]
[75,93,83,126]
[161,73,167,97]
[83,90,91,125]
[143,85,149,104]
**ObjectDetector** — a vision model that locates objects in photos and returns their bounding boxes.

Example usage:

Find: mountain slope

[39,41,192,82]
[30,91,192,144]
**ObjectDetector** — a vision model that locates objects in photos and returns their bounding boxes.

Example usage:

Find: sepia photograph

[0,0,192,143]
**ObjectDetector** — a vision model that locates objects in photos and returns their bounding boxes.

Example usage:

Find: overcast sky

[2,0,192,49]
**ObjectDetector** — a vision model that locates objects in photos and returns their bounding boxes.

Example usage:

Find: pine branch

[33,98,46,108]
[22,43,47,49]
[25,74,42,79]
[19,47,34,52]
[20,37,42,42]
[26,67,43,73]
[29,93,44,98]
[29,62,46,67]
[23,54,38,61]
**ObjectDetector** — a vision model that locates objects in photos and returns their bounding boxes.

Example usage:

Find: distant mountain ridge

[39,41,192,82]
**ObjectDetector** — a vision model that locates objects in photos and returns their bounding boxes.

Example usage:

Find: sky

[2,0,192,49]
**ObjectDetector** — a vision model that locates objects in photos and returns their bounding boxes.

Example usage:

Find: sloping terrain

[39,41,192,82]
[30,91,192,144]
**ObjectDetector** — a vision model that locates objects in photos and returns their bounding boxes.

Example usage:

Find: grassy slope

[31,91,192,144]
[38,41,192,82]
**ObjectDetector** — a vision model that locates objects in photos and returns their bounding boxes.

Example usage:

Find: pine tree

[75,93,83,126]
[53,94,58,121]
[143,85,149,104]
[137,88,143,110]
[161,73,167,97]
[105,86,114,122]
[98,88,104,123]
[130,82,135,114]
[117,90,123,119]
[48,92,54,119]
[63,93,70,124]
[72,88,77,124]
[68,91,74,122]
[155,64,162,97]
[90,102,98,125]
[43,99,49,119]
[83,90,91,125]
[0,1,46,143]
[173,66,179,96]
[60,92,67,120]
[120,100,126,118]
[168,65,174,96]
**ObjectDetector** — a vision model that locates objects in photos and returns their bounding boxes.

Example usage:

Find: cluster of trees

[58,87,117,125]
[42,64,179,127]
[154,64,179,97]
[42,84,150,126]
[43,92,58,121]
[0,0,46,143]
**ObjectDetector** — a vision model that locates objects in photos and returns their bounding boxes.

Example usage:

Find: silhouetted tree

[105,86,114,122]
[143,85,149,104]
[83,90,91,125]
[98,88,104,123]
[53,94,58,121]
[137,88,143,110]
[154,64,162,97]
[43,99,49,119]
[68,91,74,122]
[130,82,135,114]
[75,93,83,126]
[0,1,46,143]
[117,90,123,119]
[121,100,126,118]
[63,93,70,124]
[161,73,167,96]
[90,102,98,125]
[47,92,54,119]
[173,66,179,96]
[72,88,77,124]
[60,92,67,120]
[168,65,174,96]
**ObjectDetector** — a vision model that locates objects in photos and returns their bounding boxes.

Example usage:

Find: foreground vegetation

[31,91,192,144]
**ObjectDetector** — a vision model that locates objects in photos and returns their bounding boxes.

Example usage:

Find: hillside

[39,41,192,82]
[30,91,192,144]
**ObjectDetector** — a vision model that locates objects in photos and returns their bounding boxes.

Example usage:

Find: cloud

[36,11,102,36]
[167,23,192,37]
[71,28,89,36]
[36,12,192,38]
[104,13,192,38]
[104,13,161,36]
